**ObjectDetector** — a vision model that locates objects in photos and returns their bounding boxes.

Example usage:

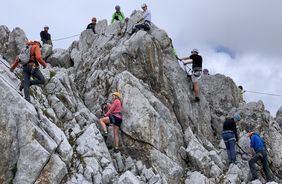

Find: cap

[233,113,241,122]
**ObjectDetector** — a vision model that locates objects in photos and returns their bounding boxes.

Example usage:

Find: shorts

[109,115,122,127]
[192,70,202,83]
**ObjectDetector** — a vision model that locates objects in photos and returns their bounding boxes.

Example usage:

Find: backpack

[18,45,31,65]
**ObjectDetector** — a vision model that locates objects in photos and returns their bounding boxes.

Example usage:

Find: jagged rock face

[0,25,10,56]
[41,44,53,59]
[47,48,73,68]
[276,106,282,128]
[3,27,28,63]
[1,12,282,184]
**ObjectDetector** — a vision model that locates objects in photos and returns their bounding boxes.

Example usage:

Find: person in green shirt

[111,5,125,23]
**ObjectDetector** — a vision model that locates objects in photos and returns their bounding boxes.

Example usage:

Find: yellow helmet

[112,92,122,99]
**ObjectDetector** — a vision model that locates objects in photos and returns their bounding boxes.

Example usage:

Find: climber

[248,131,273,181]
[222,113,241,164]
[179,49,203,102]
[99,92,123,153]
[86,17,97,33]
[111,5,125,23]
[203,69,209,75]
[10,41,47,103]
[238,85,245,99]
[131,3,151,34]
[40,26,52,45]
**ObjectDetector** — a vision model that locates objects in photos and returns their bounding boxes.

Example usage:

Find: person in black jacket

[179,49,203,102]
[86,17,97,34]
[222,113,241,164]
[40,26,52,45]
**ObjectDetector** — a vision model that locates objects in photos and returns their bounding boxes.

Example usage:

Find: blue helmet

[233,113,241,122]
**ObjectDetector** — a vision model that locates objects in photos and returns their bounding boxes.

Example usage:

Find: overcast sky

[1,0,282,116]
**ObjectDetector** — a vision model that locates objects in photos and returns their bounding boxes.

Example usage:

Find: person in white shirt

[131,3,152,34]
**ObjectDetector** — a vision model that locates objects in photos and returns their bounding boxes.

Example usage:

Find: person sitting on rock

[111,5,125,23]
[179,49,203,102]
[221,113,241,164]
[10,41,47,103]
[86,17,97,34]
[99,92,123,153]
[131,3,151,34]
[248,131,273,182]
[40,26,52,45]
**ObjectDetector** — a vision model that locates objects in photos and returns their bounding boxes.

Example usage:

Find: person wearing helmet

[111,5,125,23]
[203,69,209,75]
[221,113,241,165]
[10,41,47,103]
[248,131,273,181]
[179,49,203,102]
[86,17,97,33]
[130,3,152,34]
[99,92,123,153]
[40,26,52,45]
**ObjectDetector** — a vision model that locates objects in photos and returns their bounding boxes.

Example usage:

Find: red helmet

[92,17,97,22]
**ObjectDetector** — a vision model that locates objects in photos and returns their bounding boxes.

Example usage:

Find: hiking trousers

[249,149,272,181]
[222,131,236,163]
[23,64,45,102]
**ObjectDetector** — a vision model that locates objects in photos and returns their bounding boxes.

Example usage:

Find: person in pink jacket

[99,92,123,152]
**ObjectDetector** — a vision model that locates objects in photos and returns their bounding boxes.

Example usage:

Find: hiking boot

[102,131,108,141]
[19,80,24,91]
[194,97,200,102]
[114,147,120,153]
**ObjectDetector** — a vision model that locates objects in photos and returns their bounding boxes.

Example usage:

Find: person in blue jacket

[248,131,273,181]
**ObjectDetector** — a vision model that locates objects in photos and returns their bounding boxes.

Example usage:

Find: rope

[245,90,282,98]
[52,34,80,42]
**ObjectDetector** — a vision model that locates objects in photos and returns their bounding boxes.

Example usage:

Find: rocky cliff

[0,11,281,184]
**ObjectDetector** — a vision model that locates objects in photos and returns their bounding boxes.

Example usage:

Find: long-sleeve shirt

[105,99,122,119]
[10,41,47,71]
[111,11,125,23]
[143,10,151,22]
[250,132,265,152]
[40,30,51,43]
[86,23,96,34]
[222,118,238,141]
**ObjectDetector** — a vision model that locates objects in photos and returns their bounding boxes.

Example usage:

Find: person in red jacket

[99,92,123,152]
[10,41,47,103]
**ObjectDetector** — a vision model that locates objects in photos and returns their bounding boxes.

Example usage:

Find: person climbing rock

[203,69,209,75]
[111,5,125,23]
[179,49,203,102]
[99,92,123,153]
[131,3,151,34]
[248,131,273,182]
[10,41,47,103]
[40,26,52,45]
[238,85,245,100]
[222,113,241,164]
[86,17,97,33]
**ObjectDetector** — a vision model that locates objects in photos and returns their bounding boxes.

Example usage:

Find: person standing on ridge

[111,5,125,23]
[86,17,97,34]
[248,131,273,182]
[40,26,52,45]
[99,92,123,153]
[131,3,151,34]
[222,113,241,164]
[10,41,47,103]
[179,49,203,102]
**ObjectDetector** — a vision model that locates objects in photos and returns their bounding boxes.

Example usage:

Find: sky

[1,0,282,116]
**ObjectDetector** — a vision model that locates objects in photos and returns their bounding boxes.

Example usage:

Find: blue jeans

[222,131,236,163]
[23,64,45,102]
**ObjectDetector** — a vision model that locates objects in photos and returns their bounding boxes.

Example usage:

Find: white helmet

[141,3,147,8]
[191,48,199,54]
